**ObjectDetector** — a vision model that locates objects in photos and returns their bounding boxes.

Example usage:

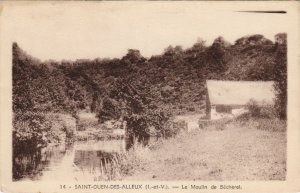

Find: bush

[13,112,77,154]
[13,112,51,154]
[247,99,276,118]
[164,120,185,138]
[45,113,76,140]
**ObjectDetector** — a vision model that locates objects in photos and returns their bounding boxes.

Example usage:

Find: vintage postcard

[0,1,299,193]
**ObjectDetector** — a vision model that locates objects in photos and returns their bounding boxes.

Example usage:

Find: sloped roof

[206,80,275,106]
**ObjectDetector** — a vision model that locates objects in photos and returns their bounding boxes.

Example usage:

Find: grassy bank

[120,117,286,180]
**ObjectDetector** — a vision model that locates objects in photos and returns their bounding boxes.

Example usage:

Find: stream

[13,139,126,181]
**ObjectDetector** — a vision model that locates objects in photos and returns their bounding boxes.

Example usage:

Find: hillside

[13,34,286,120]
[12,34,287,179]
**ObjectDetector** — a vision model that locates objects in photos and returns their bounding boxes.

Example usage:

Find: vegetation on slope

[12,33,287,149]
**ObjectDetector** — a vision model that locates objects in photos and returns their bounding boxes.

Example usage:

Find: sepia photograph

[11,34,288,182]
[0,1,300,193]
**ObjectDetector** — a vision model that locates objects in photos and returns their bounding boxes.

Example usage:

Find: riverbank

[121,117,286,180]
[13,111,287,181]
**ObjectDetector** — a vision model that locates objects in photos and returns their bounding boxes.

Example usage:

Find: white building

[206,80,275,120]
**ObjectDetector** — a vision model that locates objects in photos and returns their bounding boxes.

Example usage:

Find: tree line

[12,33,287,144]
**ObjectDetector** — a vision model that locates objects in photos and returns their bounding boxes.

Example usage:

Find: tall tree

[97,78,171,148]
[206,36,229,73]
[274,33,287,119]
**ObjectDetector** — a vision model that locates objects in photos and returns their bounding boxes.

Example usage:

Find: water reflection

[13,139,126,181]
[74,150,121,181]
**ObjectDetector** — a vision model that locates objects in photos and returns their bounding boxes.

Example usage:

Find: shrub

[246,99,276,118]
[13,112,77,154]
[164,120,185,138]
[45,113,76,140]
[247,100,261,117]
[13,112,51,154]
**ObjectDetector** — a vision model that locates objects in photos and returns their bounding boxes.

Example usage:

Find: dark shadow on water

[13,133,150,181]
[74,150,118,168]
[74,150,121,180]
[125,133,150,150]
[13,148,43,181]
[12,139,126,181]
[13,143,71,181]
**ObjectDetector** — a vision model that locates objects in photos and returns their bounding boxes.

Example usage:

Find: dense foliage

[12,33,287,145]
[273,33,287,119]
[97,78,172,146]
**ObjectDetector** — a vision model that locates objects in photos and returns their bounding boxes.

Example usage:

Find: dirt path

[124,124,286,181]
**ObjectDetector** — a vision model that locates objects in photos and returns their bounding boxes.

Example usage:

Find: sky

[3,2,290,61]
